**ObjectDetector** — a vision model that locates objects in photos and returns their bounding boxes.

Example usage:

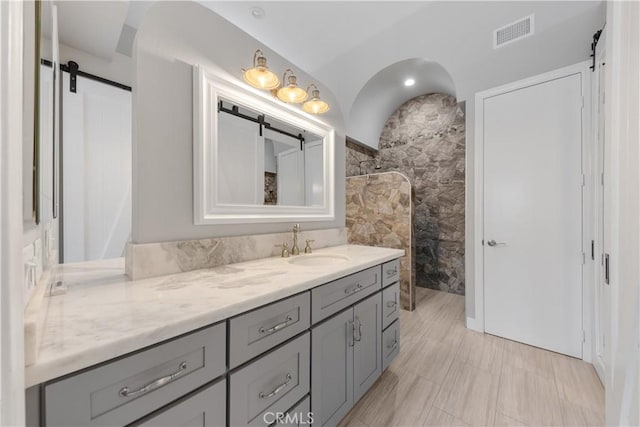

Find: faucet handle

[281,243,290,258]
[276,243,290,258]
[293,223,301,232]
[304,240,315,254]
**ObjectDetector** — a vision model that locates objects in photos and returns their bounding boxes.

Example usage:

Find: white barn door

[62,73,132,262]
[481,69,585,358]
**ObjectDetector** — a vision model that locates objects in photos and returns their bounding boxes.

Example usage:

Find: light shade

[243,50,280,90]
[303,85,330,114]
[276,69,308,104]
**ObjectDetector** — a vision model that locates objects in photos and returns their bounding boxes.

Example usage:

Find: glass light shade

[277,86,308,103]
[243,67,280,90]
[303,98,329,114]
[276,71,307,103]
[243,52,280,90]
[302,88,329,114]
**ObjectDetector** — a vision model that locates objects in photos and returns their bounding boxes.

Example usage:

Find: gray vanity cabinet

[353,293,382,402]
[310,309,354,427]
[132,379,226,427]
[311,293,382,427]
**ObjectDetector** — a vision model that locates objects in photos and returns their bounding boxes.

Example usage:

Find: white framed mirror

[193,65,335,224]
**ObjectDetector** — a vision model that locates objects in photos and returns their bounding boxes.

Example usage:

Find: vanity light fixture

[276,69,308,104]
[302,84,330,114]
[242,49,280,90]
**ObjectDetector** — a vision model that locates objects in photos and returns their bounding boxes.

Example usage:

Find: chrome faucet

[291,224,301,255]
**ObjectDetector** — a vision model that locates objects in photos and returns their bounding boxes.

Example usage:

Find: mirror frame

[193,65,335,224]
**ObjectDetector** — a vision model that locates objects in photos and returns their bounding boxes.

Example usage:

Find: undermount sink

[288,253,350,266]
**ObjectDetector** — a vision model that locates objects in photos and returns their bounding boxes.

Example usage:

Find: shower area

[345,93,465,311]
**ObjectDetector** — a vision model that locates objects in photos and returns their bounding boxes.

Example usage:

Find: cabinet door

[353,293,382,403]
[311,309,354,427]
[133,378,226,427]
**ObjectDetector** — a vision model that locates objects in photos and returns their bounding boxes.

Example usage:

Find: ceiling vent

[493,14,534,49]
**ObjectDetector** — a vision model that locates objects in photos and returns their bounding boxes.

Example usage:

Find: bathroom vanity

[25,245,403,426]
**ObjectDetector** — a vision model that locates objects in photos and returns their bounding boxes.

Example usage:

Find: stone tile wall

[346,172,415,310]
[346,138,376,177]
[379,94,465,294]
[345,93,465,295]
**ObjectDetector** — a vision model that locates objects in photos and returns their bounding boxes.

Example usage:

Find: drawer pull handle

[387,340,398,350]
[119,362,187,398]
[386,267,398,277]
[386,300,397,308]
[354,318,363,342]
[344,283,363,295]
[259,373,292,399]
[259,315,293,334]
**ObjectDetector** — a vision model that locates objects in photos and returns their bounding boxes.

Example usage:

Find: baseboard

[465,316,483,332]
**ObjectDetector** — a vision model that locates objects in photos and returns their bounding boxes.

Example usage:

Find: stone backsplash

[126,228,348,280]
[346,172,415,310]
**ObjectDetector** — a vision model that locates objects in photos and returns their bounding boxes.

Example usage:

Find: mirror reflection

[217,97,325,207]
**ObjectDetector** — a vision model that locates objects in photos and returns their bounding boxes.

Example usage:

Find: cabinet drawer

[382,282,400,329]
[382,259,400,288]
[230,292,310,369]
[230,332,310,426]
[44,323,226,427]
[382,320,400,371]
[311,266,381,324]
[133,379,226,426]
[265,396,311,427]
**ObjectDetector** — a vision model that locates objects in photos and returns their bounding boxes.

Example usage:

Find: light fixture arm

[253,49,264,67]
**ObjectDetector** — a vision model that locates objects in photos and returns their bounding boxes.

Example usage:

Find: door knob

[487,240,506,247]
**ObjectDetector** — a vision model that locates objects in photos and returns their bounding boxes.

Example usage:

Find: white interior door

[593,34,608,383]
[483,72,584,358]
[217,113,264,205]
[304,140,324,206]
[277,147,304,206]
[62,73,132,262]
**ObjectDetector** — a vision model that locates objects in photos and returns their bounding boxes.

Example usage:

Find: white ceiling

[200,1,430,74]
[56,1,129,60]
[200,1,605,147]
[53,1,605,148]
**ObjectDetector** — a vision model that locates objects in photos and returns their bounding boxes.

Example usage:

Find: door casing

[471,61,594,362]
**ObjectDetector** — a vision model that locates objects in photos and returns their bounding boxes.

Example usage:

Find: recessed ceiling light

[404,78,415,87]
[250,6,265,19]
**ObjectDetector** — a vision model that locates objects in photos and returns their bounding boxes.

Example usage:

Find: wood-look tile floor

[339,288,604,427]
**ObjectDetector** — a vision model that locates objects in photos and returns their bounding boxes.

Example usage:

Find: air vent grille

[494,14,534,48]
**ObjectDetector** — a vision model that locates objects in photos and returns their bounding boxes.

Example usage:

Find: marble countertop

[25,244,403,387]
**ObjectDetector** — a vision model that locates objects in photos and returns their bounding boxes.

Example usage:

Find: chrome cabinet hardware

[354,317,363,342]
[119,362,187,398]
[386,266,397,277]
[259,373,292,399]
[386,300,397,308]
[344,283,363,295]
[259,316,294,334]
[348,320,355,347]
[387,340,398,351]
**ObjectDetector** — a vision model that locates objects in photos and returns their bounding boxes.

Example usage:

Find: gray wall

[132,1,346,243]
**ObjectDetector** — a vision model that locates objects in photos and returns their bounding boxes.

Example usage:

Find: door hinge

[582,252,586,265]
[603,335,606,348]
[601,173,604,186]
[581,96,585,110]
[583,330,586,343]
[591,240,595,260]
[581,174,586,187]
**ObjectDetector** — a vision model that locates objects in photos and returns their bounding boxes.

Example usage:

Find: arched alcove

[347,58,456,149]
